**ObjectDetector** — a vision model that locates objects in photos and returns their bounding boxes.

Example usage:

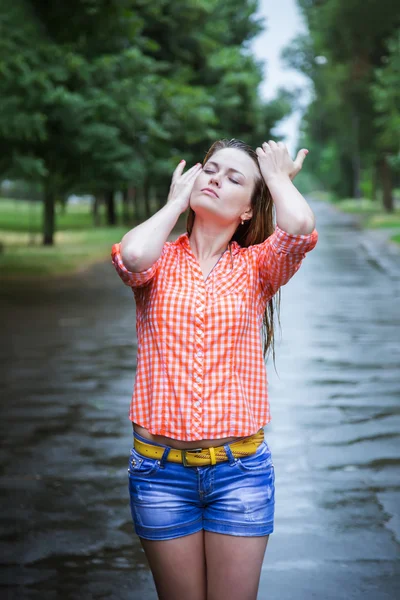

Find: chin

[189,195,203,211]
[191,191,213,207]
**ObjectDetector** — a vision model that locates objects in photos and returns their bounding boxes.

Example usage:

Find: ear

[240,207,253,221]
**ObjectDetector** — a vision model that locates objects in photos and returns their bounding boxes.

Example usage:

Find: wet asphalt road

[0,200,399,599]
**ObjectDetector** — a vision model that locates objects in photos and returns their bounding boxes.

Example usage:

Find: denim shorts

[127,429,275,541]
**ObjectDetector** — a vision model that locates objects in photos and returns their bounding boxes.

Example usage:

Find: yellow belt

[134,428,265,467]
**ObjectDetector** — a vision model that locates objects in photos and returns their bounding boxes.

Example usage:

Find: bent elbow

[120,240,146,273]
[295,216,316,236]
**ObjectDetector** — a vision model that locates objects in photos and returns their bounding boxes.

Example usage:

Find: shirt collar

[177,232,241,256]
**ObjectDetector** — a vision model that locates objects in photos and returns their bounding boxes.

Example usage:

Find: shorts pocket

[127,446,161,477]
[235,441,274,473]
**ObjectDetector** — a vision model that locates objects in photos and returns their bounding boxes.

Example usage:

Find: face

[190,148,258,227]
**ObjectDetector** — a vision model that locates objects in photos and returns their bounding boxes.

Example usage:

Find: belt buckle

[182,448,203,467]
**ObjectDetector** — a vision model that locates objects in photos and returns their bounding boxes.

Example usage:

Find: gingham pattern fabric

[111,225,318,441]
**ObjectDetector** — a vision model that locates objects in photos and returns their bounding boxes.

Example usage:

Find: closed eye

[203,169,240,185]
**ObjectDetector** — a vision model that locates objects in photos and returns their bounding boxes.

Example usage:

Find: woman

[111,139,318,600]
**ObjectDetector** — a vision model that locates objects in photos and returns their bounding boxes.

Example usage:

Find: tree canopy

[0,0,292,243]
[283,0,400,207]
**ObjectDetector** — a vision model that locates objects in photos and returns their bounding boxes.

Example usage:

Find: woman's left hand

[256,140,308,185]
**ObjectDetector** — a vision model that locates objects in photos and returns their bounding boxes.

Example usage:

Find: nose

[208,173,221,187]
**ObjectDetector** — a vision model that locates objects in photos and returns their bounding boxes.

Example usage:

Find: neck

[189,238,229,261]
[188,228,230,261]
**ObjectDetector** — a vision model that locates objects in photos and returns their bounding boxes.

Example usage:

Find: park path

[0,199,399,599]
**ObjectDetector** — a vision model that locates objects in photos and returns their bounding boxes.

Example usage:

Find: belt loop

[209,446,216,466]
[159,447,171,468]
[223,442,236,466]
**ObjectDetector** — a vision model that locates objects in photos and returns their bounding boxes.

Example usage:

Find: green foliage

[0,226,129,278]
[0,0,295,245]
[372,29,400,167]
[285,0,400,206]
[0,198,94,232]
[0,0,159,190]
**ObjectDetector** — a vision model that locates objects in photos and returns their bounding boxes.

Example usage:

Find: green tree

[372,28,400,211]
[283,0,400,207]
[0,0,160,242]
[0,0,295,244]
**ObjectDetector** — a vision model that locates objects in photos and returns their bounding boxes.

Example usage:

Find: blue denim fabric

[128,430,275,540]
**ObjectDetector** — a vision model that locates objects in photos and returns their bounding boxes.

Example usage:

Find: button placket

[192,290,206,434]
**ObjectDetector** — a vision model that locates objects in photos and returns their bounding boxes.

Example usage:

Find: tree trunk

[371,161,379,202]
[122,189,130,225]
[128,186,137,222]
[43,178,55,246]
[379,156,394,213]
[339,156,354,198]
[92,195,102,226]
[105,189,116,225]
[59,195,67,215]
[135,186,144,221]
[351,111,362,199]
[157,180,169,210]
[143,177,151,219]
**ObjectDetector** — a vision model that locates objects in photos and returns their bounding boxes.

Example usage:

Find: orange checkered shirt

[111,225,318,441]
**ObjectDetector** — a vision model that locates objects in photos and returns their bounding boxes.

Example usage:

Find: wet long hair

[186,138,281,370]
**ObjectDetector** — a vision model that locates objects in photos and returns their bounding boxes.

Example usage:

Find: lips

[201,188,219,198]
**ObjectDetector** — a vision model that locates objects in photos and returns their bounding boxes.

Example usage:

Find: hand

[167,160,203,213]
[256,141,308,185]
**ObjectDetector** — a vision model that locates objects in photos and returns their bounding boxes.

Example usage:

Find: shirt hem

[129,417,271,442]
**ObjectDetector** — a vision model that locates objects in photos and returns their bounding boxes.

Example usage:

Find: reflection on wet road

[0,200,399,599]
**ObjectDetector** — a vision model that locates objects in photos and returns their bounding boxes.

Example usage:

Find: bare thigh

[139,531,207,600]
[205,532,269,600]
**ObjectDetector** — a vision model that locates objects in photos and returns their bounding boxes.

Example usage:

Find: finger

[172,160,186,183]
[181,163,202,181]
[187,163,203,175]
[277,141,286,151]
[190,162,203,171]
[293,149,308,171]
[261,142,271,153]
[268,140,278,150]
[256,147,265,157]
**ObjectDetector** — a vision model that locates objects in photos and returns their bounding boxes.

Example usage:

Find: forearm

[120,200,183,272]
[267,174,315,235]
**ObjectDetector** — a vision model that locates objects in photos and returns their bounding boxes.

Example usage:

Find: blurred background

[0,0,399,276]
[1,1,400,599]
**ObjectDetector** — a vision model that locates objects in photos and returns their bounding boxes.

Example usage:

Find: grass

[365,212,400,229]
[0,198,97,232]
[307,191,400,245]
[2,188,399,280]
[0,197,188,280]
[306,190,335,204]
[0,227,129,279]
[0,198,130,279]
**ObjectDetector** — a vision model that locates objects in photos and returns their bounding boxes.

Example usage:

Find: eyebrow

[205,161,247,180]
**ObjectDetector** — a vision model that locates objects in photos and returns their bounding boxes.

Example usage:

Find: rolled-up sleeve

[111,242,166,288]
[251,225,319,299]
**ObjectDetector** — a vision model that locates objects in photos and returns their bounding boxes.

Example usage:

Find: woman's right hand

[167,160,203,213]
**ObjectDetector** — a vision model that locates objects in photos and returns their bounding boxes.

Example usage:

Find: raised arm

[252,141,318,298]
[256,140,315,235]
[119,161,202,272]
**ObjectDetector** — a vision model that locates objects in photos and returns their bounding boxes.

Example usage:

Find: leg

[205,532,269,600]
[203,438,275,599]
[140,530,207,600]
